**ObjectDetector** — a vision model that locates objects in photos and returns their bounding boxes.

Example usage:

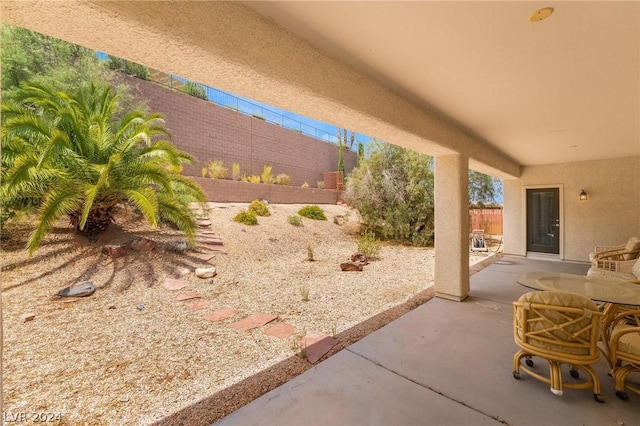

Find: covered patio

[215,256,640,426]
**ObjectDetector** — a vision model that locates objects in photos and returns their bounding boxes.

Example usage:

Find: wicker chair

[590,237,640,272]
[604,308,640,400]
[513,291,604,402]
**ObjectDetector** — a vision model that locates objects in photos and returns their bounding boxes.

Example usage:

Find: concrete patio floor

[216,255,640,426]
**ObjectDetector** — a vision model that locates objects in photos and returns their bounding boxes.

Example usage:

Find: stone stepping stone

[196,237,224,246]
[192,252,216,262]
[190,300,214,311]
[163,277,186,291]
[198,230,220,236]
[196,219,212,227]
[264,323,295,339]
[176,292,202,301]
[299,331,338,364]
[230,313,278,331]
[196,247,228,255]
[203,308,238,322]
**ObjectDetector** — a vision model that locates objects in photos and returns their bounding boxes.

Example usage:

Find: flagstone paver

[230,313,278,331]
[175,291,202,301]
[192,252,216,262]
[163,278,186,291]
[203,308,238,322]
[264,322,295,339]
[299,330,338,363]
[190,300,214,310]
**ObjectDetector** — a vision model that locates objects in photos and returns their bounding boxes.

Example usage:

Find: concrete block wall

[123,75,357,187]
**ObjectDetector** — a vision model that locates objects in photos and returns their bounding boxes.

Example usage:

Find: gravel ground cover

[1,202,495,425]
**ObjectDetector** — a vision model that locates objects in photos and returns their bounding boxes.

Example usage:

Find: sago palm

[1,82,205,254]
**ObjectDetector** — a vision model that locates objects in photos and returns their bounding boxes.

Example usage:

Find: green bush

[201,160,228,179]
[180,81,207,100]
[249,199,270,217]
[357,231,381,259]
[261,165,275,184]
[287,215,303,227]
[298,205,327,221]
[233,209,258,225]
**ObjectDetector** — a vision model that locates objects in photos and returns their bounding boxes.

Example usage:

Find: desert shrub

[357,231,381,259]
[275,173,291,186]
[180,81,207,100]
[344,140,434,246]
[317,181,326,189]
[249,199,270,217]
[232,163,242,180]
[202,160,228,179]
[233,209,258,225]
[298,205,327,221]
[107,56,148,79]
[261,165,275,184]
[301,182,309,188]
[287,215,303,226]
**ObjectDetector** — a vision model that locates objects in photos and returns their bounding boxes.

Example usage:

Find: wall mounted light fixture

[579,189,588,201]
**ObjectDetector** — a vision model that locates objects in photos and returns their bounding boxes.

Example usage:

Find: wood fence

[469,208,503,235]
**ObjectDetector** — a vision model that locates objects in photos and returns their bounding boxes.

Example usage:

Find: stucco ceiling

[246,1,639,166]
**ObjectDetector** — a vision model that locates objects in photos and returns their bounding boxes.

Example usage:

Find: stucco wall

[122,76,357,187]
[504,156,640,262]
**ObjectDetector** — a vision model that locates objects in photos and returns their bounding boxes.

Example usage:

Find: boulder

[102,245,131,258]
[340,262,363,272]
[57,281,96,297]
[165,240,189,254]
[350,252,369,265]
[20,313,36,323]
[195,267,217,278]
[130,237,156,252]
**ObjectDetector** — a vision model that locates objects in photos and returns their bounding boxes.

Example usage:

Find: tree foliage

[1,82,205,253]
[344,140,435,246]
[469,170,502,208]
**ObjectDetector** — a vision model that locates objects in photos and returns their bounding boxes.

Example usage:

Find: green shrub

[317,181,326,189]
[180,81,207,100]
[201,160,228,179]
[287,215,303,227]
[107,56,148,79]
[233,209,258,225]
[249,199,270,217]
[298,205,327,221]
[275,173,291,185]
[357,231,381,259]
[261,165,275,184]
[232,163,242,180]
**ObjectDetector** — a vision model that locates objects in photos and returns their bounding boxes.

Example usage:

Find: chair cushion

[623,237,640,261]
[586,268,635,281]
[613,323,640,357]
[516,291,598,355]
[633,258,640,279]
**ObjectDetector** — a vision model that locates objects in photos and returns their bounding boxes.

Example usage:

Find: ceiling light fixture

[529,7,554,23]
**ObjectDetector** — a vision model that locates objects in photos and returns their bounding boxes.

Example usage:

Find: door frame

[521,184,564,260]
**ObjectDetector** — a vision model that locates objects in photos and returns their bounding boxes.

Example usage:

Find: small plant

[301,182,309,188]
[249,199,270,217]
[202,160,228,179]
[331,322,338,338]
[306,245,314,261]
[300,284,310,302]
[261,165,275,184]
[233,209,258,225]
[287,215,303,227]
[298,205,327,221]
[317,181,326,189]
[358,231,381,259]
[180,81,207,100]
[232,163,241,180]
[242,175,261,183]
[275,173,291,186]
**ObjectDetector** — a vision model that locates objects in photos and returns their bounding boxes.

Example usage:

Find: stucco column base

[434,154,470,302]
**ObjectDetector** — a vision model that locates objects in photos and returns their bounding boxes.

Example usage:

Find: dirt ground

[1,203,498,425]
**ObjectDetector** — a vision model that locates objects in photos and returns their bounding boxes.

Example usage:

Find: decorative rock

[340,261,363,272]
[102,245,131,258]
[107,304,117,310]
[230,313,278,331]
[165,240,189,253]
[176,292,202,301]
[130,237,156,252]
[136,304,145,311]
[20,313,36,323]
[195,267,217,279]
[173,266,191,277]
[299,331,338,363]
[203,308,238,322]
[333,215,346,225]
[163,278,186,291]
[350,252,369,265]
[57,281,96,297]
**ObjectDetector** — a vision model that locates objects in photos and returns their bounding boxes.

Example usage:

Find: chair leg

[549,361,563,396]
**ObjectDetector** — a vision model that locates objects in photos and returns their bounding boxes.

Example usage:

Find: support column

[434,154,469,301]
